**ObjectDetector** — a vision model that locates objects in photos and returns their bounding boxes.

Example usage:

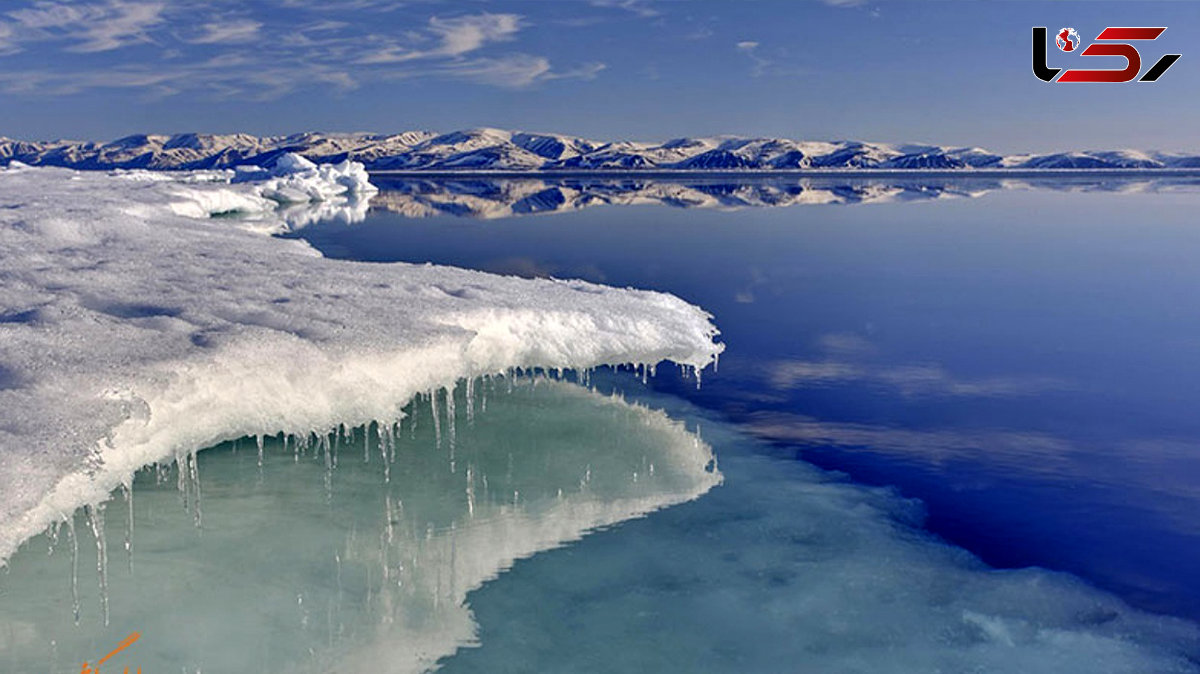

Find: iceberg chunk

[233,152,378,204]
[0,163,723,565]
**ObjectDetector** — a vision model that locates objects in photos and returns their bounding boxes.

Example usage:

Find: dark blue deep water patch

[286,176,1200,623]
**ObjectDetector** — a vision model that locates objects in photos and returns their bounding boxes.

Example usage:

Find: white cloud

[447,54,552,87]
[589,0,660,18]
[735,40,770,77]
[0,21,17,54]
[0,4,600,97]
[275,0,402,10]
[0,59,356,100]
[429,13,521,57]
[8,0,165,53]
[357,13,521,64]
[385,55,605,89]
[189,18,262,45]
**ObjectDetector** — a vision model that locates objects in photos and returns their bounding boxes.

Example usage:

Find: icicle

[364,422,371,463]
[66,516,80,625]
[322,433,333,503]
[187,450,202,529]
[693,365,702,389]
[378,423,391,484]
[464,377,475,424]
[121,482,133,573]
[85,504,109,627]
[445,384,457,464]
[256,434,265,469]
[47,520,60,556]
[175,451,188,513]
[430,389,442,449]
[409,399,417,439]
[332,426,340,470]
[481,374,489,413]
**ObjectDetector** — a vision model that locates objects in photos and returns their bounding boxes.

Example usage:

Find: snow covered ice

[0,157,722,566]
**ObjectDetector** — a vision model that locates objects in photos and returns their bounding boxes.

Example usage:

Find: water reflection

[279,193,373,229]
[0,379,719,673]
[360,175,1200,220]
[284,182,1200,622]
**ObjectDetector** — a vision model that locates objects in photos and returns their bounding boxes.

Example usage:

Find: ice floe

[0,159,722,565]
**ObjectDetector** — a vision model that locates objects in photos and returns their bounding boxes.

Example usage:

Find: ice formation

[232,153,379,204]
[0,158,723,565]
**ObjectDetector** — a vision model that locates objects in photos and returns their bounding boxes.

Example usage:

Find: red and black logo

[1033,26,1181,83]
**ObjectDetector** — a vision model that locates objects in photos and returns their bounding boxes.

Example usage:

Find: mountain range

[4,128,1200,172]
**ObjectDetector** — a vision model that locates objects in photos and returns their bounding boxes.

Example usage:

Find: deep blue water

[288,175,1200,623]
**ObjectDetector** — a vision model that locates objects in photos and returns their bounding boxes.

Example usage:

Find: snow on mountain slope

[2,130,1198,172]
[512,131,600,160]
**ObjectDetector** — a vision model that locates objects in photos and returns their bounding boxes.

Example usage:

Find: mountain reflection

[363,175,1200,220]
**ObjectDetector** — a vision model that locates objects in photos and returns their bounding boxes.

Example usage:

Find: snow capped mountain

[1,129,1198,172]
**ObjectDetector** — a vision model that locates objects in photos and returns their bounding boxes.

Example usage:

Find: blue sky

[0,1,1196,153]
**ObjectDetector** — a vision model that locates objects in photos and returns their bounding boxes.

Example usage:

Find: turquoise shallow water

[0,379,720,673]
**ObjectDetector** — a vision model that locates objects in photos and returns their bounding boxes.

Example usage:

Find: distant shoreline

[369,168,1200,179]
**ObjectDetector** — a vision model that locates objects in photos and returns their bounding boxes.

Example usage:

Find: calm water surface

[289,176,1200,622]
[5,176,1200,673]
